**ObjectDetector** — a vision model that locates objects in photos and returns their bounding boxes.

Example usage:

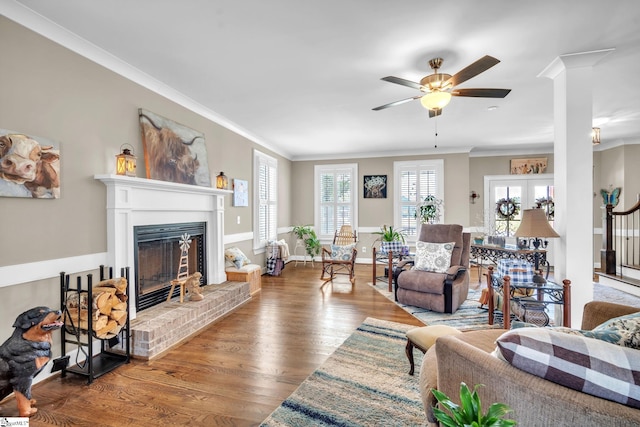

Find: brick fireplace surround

[95,175,251,358]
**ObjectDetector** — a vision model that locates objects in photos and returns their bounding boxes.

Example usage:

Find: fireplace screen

[134,222,207,311]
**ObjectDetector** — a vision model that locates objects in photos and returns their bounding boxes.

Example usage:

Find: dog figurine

[0,306,63,417]
[186,272,204,301]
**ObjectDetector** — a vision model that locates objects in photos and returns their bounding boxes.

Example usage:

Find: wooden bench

[225,264,262,295]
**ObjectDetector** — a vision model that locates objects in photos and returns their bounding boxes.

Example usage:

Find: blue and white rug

[368,283,497,331]
[369,280,640,330]
[260,317,425,427]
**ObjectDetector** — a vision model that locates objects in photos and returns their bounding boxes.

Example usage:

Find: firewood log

[110,309,128,325]
[96,319,118,339]
[95,277,128,294]
[112,301,127,311]
[96,292,112,315]
[65,310,108,332]
[91,286,117,295]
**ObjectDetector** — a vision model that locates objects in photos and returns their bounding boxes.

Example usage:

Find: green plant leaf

[431,384,515,427]
[484,403,515,426]
[432,408,459,427]
[459,383,477,422]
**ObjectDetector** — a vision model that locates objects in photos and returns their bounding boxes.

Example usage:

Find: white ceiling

[5,0,640,160]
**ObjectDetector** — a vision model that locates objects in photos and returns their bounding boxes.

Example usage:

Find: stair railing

[601,199,640,275]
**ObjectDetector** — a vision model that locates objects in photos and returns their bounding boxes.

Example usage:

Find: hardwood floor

[2,264,425,426]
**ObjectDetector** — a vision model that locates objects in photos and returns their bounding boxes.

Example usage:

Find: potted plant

[373,225,406,244]
[431,383,516,427]
[416,195,444,224]
[291,225,322,259]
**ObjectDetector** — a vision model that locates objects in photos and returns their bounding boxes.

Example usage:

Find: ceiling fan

[373,55,511,118]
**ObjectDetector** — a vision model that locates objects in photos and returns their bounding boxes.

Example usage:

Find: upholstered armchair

[395,224,470,313]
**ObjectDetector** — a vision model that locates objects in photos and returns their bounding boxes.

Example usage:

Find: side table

[372,247,412,292]
[487,266,571,329]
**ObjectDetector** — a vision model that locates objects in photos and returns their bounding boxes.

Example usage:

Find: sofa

[420,301,640,426]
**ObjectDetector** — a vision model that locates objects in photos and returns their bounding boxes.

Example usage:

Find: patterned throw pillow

[548,326,627,346]
[225,247,250,268]
[592,311,640,349]
[511,311,640,349]
[495,328,640,408]
[413,241,454,273]
[330,244,355,261]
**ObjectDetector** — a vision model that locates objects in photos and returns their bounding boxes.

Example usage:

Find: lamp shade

[514,209,559,238]
[420,91,452,110]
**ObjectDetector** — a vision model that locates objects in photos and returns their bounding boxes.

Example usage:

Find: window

[315,164,358,240]
[486,176,554,237]
[253,150,277,251]
[394,159,444,238]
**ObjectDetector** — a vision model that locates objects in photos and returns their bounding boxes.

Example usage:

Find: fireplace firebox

[134,222,207,311]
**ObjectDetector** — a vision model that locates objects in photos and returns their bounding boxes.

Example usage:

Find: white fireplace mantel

[95,174,231,319]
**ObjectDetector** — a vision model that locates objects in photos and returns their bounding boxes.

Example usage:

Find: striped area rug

[260,317,425,427]
[371,281,640,330]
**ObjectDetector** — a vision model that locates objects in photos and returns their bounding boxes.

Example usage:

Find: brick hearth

[130,281,250,359]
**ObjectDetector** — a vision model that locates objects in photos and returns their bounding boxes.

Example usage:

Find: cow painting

[0,130,61,199]
[138,109,211,187]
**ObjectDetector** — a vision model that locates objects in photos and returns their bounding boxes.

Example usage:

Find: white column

[539,49,613,327]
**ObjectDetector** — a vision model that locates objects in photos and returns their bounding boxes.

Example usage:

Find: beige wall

[0,17,290,266]
[468,154,555,227]
[291,153,470,253]
[0,18,290,340]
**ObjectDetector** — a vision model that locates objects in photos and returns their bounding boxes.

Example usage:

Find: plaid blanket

[497,259,533,283]
[266,257,285,276]
[497,328,640,408]
[380,241,410,256]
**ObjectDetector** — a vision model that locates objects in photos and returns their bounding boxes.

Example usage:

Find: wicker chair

[320,225,358,284]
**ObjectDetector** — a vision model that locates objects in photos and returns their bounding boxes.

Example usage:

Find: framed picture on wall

[138,108,212,187]
[0,129,61,198]
[233,178,249,206]
[364,175,387,198]
[510,158,547,175]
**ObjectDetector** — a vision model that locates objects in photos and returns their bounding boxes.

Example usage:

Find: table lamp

[514,208,559,281]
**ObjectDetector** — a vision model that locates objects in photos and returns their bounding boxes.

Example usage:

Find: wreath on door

[535,196,554,220]
[495,197,520,220]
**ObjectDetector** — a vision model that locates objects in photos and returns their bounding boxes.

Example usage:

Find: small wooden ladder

[167,237,191,303]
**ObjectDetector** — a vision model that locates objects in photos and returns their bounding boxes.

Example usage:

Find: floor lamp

[514,209,560,281]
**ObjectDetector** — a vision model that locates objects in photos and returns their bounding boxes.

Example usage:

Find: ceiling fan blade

[381,76,423,90]
[428,109,442,118]
[372,95,422,111]
[444,55,501,88]
[451,88,511,98]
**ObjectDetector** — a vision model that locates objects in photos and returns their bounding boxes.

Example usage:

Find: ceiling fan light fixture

[420,73,453,91]
[421,91,452,110]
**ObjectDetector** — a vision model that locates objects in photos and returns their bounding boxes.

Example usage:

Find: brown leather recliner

[395,224,470,313]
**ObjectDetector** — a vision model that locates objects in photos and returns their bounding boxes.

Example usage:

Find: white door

[484,174,555,262]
